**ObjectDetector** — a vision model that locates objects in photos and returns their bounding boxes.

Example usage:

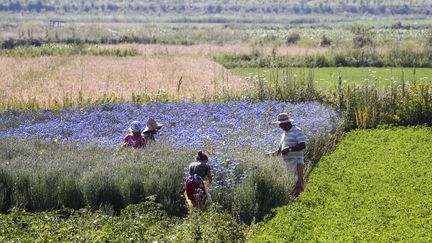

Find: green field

[233,67,432,90]
[251,127,432,242]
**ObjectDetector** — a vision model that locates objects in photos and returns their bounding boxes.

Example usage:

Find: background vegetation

[0,0,431,15]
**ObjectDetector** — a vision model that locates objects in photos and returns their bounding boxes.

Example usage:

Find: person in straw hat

[142,118,164,143]
[124,120,146,149]
[268,113,307,197]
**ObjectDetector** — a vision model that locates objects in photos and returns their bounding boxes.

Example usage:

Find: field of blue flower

[0,101,339,149]
[0,101,341,186]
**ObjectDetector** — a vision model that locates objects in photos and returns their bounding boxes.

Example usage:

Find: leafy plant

[251,127,432,242]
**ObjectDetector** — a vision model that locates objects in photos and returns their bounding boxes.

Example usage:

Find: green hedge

[251,127,432,242]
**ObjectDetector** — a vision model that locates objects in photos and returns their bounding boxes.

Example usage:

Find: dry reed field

[0,54,246,105]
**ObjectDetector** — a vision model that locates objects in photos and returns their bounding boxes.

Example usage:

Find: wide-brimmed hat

[143,118,164,133]
[272,113,294,124]
[129,120,143,133]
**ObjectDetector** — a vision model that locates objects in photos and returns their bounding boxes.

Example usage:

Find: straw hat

[272,113,294,124]
[143,118,164,133]
[129,120,143,133]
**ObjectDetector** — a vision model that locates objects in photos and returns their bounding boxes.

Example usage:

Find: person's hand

[281,146,292,154]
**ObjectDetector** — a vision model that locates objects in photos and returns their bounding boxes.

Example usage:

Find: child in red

[124,121,146,149]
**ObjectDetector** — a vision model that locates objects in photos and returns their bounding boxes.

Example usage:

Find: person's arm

[142,136,146,147]
[281,142,306,154]
[206,172,213,185]
[123,135,129,147]
[205,167,213,185]
[266,146,281,156]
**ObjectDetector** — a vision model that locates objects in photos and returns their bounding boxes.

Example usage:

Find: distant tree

[320,35,332,47]
[9,2,22,12]
[427,31,432,48]
[351,27,374,48]
[215,5,222,13]
[286,33,300,45]
[391,21,403,29]
[160,4,168,13]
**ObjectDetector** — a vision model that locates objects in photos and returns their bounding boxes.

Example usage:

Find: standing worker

[270,113,307,197]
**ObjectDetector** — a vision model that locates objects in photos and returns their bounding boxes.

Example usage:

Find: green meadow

[251,127,432,242]
[233,67,432,91]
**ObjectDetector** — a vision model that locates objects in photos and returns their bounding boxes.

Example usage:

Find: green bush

[286,33,301,45]
[58,176,85,210]
[0,200,246,241]
[0,169,13,213]
[233,154,292,224]
[320,35,332,47]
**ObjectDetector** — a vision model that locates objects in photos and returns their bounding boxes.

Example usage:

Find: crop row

[251,127,432,241]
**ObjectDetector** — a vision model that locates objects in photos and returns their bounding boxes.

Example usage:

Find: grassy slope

[233,67,432,90]
[251,127,432,242]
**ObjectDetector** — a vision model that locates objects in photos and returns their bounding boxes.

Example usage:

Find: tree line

[0,0,431,15]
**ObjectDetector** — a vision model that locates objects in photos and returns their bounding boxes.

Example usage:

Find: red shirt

[124,134,146,148]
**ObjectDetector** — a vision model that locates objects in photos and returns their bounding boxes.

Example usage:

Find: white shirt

[279,125,306,163]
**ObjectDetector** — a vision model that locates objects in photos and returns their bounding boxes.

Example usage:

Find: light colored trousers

[283,158,303,182]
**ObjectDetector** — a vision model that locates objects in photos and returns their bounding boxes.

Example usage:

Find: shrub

[0,169,13,213]
[0,199,246,241]
[83,171,124,215]
[58,176,85,210]
[170,204,246,242]
[320,35,332,47]
[351,27,374,48]
[285,33,300,45]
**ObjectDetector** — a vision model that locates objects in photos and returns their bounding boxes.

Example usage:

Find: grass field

[0,44,333,109]
[233,67,432,90]
[0,54,245,106]
[251,127,432,242]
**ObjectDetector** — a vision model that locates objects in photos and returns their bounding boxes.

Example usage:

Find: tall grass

[339,80,432,129]
[243,67,432,129]
[215,47,432,68]
[0,140,193,215]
